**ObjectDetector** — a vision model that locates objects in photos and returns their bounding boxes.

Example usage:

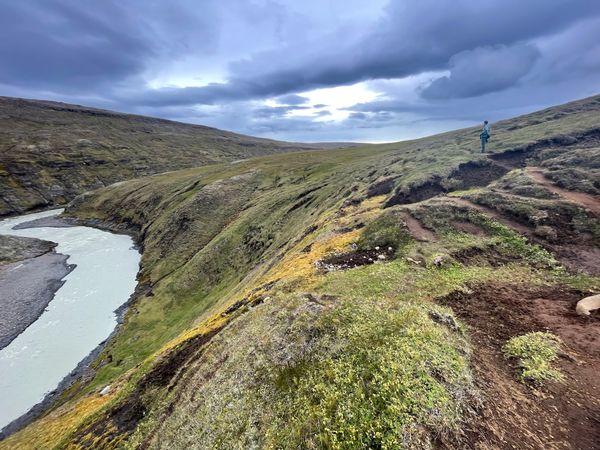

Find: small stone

[432,255,452,268]
[100,385,111,396]
[429,311,458,331]
[375,246,380,250]
[377,254,386,260]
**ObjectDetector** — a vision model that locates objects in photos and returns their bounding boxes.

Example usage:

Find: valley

[0,94,599,449]
[0,97,337,218]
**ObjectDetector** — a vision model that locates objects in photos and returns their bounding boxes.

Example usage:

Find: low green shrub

[502,332,564,385]
[356,213,412,252]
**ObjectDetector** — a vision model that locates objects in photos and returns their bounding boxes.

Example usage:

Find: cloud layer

[1,0,599,142]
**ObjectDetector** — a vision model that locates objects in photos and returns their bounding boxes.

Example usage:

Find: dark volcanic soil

[438,283,600,450]
[316,247,395,271]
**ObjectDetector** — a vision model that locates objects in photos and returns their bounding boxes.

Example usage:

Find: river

[0,209,140,430]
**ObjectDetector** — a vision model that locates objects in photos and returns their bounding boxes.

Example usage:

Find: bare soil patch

[366,177,396,198]
[489,146,535,169]
[447,196,600,275]
[316,247,395,272]
[399,210,437,241]
[448,160,508,189]
[451,245,518,267]
[385,177,446,207]
[446,197,531,234]
[489,127,600,170]
[437,283,600,450]
[450,220,489,237]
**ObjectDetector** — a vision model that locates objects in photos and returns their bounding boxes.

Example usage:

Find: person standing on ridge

[480,120,491,153]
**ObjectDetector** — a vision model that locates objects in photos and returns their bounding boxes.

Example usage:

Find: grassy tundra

[2,95,600,449]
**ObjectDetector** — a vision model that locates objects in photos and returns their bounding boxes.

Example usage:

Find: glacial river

[0,209,139,430]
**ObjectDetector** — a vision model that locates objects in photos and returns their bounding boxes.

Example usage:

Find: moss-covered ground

[2,94,600,449]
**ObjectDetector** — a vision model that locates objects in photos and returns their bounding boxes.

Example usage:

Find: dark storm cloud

[0,1,152,90]
[349,15,600,124]
[421,44,540,99]
[0,0,217,91]
[125,0,600,107]
[1,0,600,142]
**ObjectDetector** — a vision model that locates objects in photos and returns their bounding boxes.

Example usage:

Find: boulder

[576,294,600,316]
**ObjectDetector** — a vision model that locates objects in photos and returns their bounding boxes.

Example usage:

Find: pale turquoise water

[0,209,140,430]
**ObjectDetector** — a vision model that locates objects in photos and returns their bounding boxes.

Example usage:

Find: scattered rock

[576,294,600,316]
[432,254,453,269]
[222,300,245,316]
[301,243,313,253]
[428,311,459,331]
[250,296,267,307]
[341,198,361,208]
[100,385,111,396]
[406,257,423,266]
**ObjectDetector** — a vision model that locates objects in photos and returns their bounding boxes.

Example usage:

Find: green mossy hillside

[3,94,600,449]
[0,96,334,217]
[135,294,472,450]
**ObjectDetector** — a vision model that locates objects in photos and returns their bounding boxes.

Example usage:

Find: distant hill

[0,97,348,217]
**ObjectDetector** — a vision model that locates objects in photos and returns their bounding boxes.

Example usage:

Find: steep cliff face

[2,95,600,449]
[0,97,330,217]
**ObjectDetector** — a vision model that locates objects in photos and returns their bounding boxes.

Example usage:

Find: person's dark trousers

[480,134,488,153]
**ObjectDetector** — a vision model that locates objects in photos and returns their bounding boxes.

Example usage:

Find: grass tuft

[502,332,564,385]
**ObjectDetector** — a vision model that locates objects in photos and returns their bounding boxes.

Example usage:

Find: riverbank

[0,250,75,350]
[0,209,140,435]
[0,220,77,350]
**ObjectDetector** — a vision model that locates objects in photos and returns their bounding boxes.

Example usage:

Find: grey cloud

[349,112,367,120]
[421,44,541,99]
[1,0,599,143]
[531,17,600,83]
[276,94,309,105]
[0,0,218,92]
[252,105,309,119]
[127,0,600,106]
[0,1,154,90]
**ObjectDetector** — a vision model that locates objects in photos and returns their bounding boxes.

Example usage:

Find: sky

[1,0,599,143]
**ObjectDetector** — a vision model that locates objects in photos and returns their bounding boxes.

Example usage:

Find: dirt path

[444,196,531,234]
[397,210,436,241]
[527,167,600,216]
